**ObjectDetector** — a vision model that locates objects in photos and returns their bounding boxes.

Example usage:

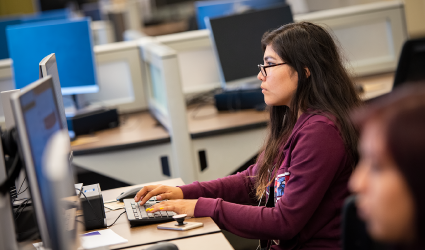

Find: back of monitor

[39,53,68,131]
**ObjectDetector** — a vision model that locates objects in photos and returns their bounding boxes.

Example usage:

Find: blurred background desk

[71,107,268,185]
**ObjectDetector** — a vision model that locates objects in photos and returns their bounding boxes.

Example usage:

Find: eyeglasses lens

[258,64,268,77]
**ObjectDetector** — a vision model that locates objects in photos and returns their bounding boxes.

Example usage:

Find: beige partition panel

[140,42,197,183]
[295,1,408,76]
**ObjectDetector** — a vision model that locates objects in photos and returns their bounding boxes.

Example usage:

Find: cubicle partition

[155,30,221,95]
[295,0,407,76]
[140,41,197,184]
[152,32,268,182]
[83,38,154,113]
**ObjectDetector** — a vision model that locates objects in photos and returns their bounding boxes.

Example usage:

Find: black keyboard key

[160,211,168,217]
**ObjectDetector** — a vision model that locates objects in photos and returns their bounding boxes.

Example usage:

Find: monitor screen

[12,76,79,249]
[0,9,69,60]
[0,18,21,60]
[195,0,286,29]
[19,77,63,217]
[207,5,293,87]
[21,8,71,23]
[6,18,99,95]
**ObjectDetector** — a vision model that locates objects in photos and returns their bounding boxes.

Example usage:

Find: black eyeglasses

[258,63,286,77]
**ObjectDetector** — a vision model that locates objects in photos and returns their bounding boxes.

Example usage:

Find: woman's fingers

[134,185,162,203]
[134,186,184,205]
[138,185,169,205]
[147,204,175,213]
[134,185,153,202]
[148,199,197,217]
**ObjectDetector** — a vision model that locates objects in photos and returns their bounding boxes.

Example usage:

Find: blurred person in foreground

[349,84,425,249]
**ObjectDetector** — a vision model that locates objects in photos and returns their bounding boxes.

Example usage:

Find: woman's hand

[148,199,198,217]
[134,185,184,205]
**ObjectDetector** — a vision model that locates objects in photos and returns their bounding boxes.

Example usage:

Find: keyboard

[124,198,176,227]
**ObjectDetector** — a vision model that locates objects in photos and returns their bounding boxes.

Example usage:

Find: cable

[77,188,103,222]
[107,211,126,227]
[17,186,28,196]
[15,199,31,220]
[13,198,30,216]
[11,176,26,203]
[186,88,221,107]
[17,177,26,194]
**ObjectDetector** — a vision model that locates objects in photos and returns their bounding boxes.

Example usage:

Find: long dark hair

[353,84,425,248]
[255,22,361,199]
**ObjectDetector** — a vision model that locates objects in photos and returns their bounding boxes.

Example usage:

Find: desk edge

[111,230,223,250]
[73,137,171,156]
[190,121,268,139]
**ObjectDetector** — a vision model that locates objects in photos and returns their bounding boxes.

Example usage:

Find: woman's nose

[257,71,265,81]
[349,163,368,194]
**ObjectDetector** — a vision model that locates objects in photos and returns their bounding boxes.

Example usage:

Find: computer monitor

[195,0,286,30]
[206,4,293,88]
[6,18,99,95]
[0,18,21,60]
[39,53,68,131]
[0,9,70,60]
[21,8,71,24]
[10,76,80,249]
[393,37,425,89]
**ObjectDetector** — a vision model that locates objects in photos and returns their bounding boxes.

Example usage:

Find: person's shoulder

[297,111,340,136]
[306,112,337,128]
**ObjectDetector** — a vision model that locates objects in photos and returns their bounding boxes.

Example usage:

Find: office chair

[365,37,425,105]
[342,196,389,250]
[393,37,425,89]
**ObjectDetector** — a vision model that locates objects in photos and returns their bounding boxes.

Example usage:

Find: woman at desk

[135,22,361,249]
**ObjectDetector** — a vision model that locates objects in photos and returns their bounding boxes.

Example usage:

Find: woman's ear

[305,67,311,78]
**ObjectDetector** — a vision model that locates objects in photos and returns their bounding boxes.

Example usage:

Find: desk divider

[139,41,197,183]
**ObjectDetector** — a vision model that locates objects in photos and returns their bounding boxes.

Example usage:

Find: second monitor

[206,4,293,89]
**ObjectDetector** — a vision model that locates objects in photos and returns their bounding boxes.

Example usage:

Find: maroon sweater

[180,112,352,250]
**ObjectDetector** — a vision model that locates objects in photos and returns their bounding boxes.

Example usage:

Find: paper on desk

[70,136,99,147]
[81,229,128,249]
[104,200,125,210]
